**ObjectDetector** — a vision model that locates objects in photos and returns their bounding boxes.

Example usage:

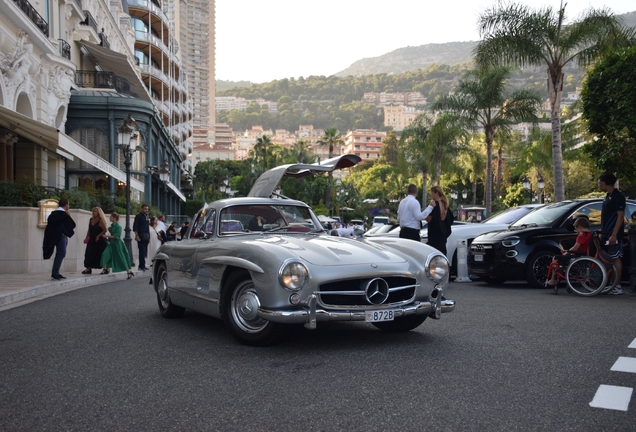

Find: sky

[215,0,635,83]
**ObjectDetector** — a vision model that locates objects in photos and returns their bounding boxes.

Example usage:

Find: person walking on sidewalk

[397,184,435,242]
[133,204,150,271]
[42,198,76,280]
[81,206,108,275]
[599,173,626,295]
[101,212,134,279]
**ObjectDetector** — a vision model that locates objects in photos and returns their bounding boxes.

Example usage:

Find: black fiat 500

[468,199,636,287]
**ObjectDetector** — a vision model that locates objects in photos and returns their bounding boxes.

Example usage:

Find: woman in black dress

[425,186,453,256]
[82,207,108,274]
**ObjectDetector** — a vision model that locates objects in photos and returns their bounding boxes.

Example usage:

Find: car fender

[201,256,265,274]
[521,239,561,264]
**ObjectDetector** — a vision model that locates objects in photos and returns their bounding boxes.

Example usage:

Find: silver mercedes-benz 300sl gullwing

[152,155,454,345]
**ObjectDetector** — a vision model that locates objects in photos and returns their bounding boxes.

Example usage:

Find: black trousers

[137,240,148,269]
[399,227,420,242]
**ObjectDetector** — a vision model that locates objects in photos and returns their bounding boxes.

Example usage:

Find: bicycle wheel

[600,264,619,294]
[566,257,607,296]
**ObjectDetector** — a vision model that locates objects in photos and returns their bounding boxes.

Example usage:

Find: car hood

[253,234,407,266]
[472,226,544,242]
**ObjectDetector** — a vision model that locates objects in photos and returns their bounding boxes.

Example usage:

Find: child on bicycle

[546,217,592,286]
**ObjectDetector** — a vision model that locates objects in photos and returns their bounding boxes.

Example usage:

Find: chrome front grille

[318,277,418,308]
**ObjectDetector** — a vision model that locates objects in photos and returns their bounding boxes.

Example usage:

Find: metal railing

[74,70,137,97]
[58,39,71,60]
[81,10,98,33]
[12,0,48,37]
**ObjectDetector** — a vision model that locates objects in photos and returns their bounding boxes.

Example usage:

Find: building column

[0,129,19,181]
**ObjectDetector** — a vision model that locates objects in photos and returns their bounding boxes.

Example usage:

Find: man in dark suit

[43,198,76,280]
[133,204,150,271]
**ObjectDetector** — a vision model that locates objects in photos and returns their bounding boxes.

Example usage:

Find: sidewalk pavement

[0,269,148,312]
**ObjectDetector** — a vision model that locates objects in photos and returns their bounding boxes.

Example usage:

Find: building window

[68,127,109,169]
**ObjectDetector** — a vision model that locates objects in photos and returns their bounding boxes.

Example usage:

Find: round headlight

[501,236,520,247]
[278,260,309,291]
[427,254,449,282]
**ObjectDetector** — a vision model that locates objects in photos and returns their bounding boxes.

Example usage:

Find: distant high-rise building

[178,0,216,147]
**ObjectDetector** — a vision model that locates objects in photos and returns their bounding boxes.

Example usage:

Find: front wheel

[372,315,426,332]
[526,250,556,288]
[154,262,185,318]
[222,271,282,346]
[566,257,607,296]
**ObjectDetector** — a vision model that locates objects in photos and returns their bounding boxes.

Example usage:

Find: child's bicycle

[545,231,619,296]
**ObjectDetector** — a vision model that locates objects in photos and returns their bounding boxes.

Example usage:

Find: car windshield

[484,206,535,225]
[373,224,398,234]
[510,201,579,227]
[219,204,320,235]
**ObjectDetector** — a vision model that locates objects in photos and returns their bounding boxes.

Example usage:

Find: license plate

[365,310,394,322]
[474,254,484,262]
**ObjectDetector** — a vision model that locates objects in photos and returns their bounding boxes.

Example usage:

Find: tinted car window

[568,203,602,230]
[191,208,216,238]
[219,204,320,235]
[511,201,579,227]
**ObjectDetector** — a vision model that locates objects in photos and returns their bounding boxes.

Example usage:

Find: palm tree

[399,113,433,206]
[291,139,313,164]
[459,136,487,206]
[433,66,540,215]
[318,128,345,210]
[474,1,630,202]
[253,135,272,173]
[426,113,467,185]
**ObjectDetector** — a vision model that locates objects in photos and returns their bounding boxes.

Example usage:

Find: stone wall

[0,207,137,274]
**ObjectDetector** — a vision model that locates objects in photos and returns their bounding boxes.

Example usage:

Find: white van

[372,216,390,227]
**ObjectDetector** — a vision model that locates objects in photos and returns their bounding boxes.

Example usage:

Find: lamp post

[117,114,137,266]
[522,176,532,203]
[219,175,229,197]
[537,174,545,204]
[159,160,170,213]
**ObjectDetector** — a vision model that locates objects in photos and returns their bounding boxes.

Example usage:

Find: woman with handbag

[81,207,108,274]
[101,212,134,279]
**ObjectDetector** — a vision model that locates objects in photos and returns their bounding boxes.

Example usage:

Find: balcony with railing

[12,0,49,37]
[58,39,71,60]
[81,10,98,34]
[128,0,169,25]
[75,70,136,97]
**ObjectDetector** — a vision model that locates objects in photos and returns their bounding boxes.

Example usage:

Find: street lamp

[522,176,532,203]
[462,189,468,201]
[537,174,545,204]
[450,190,458,200]
[117,114,137,266]
[219,175,229,197]
[159,160,170,213]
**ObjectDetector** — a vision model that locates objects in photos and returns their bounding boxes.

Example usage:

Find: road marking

[611,357,636,373]
[590,385,633,411]
[629,338,636,349]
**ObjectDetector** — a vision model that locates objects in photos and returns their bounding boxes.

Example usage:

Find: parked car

[421,204,543,274]
[152,155,454,345]
[364,223,400,237]
[372,216,390,227]
[468,199,636,287]
[349,219,365,231]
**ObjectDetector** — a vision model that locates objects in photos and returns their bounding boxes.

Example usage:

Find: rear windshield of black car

[510,201,579,227]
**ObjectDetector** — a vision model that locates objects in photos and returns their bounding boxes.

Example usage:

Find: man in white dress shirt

[397,184,435,242]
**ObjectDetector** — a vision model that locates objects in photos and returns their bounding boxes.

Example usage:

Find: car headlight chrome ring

[426,254,449,282]
[278,259,309,291]
[501,236,520,247]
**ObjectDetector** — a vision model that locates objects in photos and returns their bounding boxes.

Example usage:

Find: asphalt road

[1,278,635,431]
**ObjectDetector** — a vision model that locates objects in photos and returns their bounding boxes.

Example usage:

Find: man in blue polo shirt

[599,173,626,295]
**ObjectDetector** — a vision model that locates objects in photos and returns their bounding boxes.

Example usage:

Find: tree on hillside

[434,66,540,215]
[475,1,632,202]
[318,128,345,209]
[399,113,433,206]
[379,131,399,165]
[581,45,636,182]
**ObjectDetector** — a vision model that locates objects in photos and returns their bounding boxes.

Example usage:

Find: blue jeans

[52,235,68,277]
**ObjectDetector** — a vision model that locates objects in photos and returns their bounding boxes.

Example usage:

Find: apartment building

[383,105,423,131]
[0,0,191,215]
[363,92,427,106]
[342,129,386,162]
[192,144,235,163]
[214,122,233,148]
[216,96,278,113]
[177,0,215,146]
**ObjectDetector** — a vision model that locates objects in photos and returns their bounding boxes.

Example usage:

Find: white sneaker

[609,286,623,295]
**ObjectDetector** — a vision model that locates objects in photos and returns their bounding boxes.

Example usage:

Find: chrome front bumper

[258,288,455,330]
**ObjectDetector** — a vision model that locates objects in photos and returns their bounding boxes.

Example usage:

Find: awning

[77,41,151,103]
[0,105,145,193]
[167,181,186,202]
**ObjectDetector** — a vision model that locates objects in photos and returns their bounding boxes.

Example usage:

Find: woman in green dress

[101,212,134,279]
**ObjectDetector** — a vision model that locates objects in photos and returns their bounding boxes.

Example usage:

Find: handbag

[83,236,90,244]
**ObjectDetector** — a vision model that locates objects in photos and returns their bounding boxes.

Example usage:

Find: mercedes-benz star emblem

[364,278,390,305]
